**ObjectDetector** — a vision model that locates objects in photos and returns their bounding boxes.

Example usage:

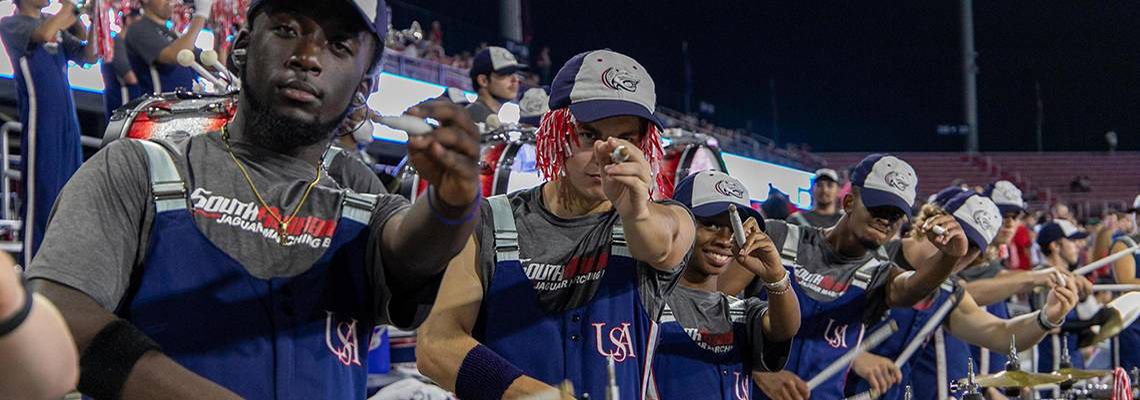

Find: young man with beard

[653,171,800,400]
[719,154,972,400]
[845,191,1081,400]
[465,46,523,124]
[24,1,482,399]
[788,168,842,228]
[1031,221,1092,375]
[416,50,696,400]
[125,0,210,94]
[0,0,96,268]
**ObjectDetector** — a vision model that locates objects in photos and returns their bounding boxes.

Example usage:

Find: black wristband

[78,320,161,400]
[0,283,33,337]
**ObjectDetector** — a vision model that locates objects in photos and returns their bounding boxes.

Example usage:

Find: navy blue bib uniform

[0,15,86,267]
[752,223,892,400]
[477,195,665,400]
[114,141,379,400]
[653,293,770,400]
[844,280,962,400]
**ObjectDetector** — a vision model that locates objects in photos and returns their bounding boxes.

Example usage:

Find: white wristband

[763,270,791,292]
[1037,309,1062,330]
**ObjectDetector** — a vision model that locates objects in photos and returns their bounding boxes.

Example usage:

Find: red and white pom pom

[535,108,667,197]
[1114,367,1132,400]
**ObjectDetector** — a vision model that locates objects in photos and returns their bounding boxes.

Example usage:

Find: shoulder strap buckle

[488,195,519,261]
[137,140,187,212]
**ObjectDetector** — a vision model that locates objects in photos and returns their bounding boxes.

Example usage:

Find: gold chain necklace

[221,126,323,245]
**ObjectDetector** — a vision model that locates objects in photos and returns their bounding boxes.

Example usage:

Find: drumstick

[1073,238,1139,276]
[377,115,437,136]
[931,225,946,236]
[1092,284,1140,292]
[611,145,629,163]
[728,204,747,248]
[841,300,958,400]
[807,320,899,391]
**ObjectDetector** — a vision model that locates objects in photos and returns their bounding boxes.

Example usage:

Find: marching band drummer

[0,0,96,268]
[24,0,483,399]
[654,170,800,400]
[124,0,211,95]
[1110,194,1140,372]
[416,49,697,400]
[718,154,973,400]
[845,191,1082,400]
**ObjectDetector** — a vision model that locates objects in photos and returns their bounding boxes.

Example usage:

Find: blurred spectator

[536,46,552,84]
[1069,175,1092,193]
[1010,212,1036,270]
[429,20,442,45]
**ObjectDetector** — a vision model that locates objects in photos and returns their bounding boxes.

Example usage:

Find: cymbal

[1086,292,1140,345]
[957,370,1068,388]
[1055,368,1114,381]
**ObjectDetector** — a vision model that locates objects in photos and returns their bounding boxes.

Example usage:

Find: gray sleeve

[126,22,169,65]
[0,16,38,61]
[111,36,132,78]
[60,26,85,62]
[745,298,789,372]
[365,194,432,329]
[329,152,387,195]
[763,219,791,250]
[638,199,694,319]
[25,140,153,310]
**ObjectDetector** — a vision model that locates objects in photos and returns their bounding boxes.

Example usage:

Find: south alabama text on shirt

[190,188,338,248]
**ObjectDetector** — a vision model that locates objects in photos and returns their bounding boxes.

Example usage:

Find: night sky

[390,1,1140,152]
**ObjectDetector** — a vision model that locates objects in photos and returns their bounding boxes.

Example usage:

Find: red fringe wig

[535,108,667,199]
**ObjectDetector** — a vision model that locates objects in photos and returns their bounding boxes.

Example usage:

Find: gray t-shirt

[0,14,85,63]
[746,220,894,303]
[466,101,495,125]
[27,134,431,327]
[662,285,786,371]
[475,185,688,315]
[125,17,175,66]
[326,146,386,195]
[957,259,1004,282]
[789,210,843,229]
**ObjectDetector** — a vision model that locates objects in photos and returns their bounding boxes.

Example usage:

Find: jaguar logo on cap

[884,171,912,192]
[715,179,746,200]
[973,209,999,234]
[602,67,640,92]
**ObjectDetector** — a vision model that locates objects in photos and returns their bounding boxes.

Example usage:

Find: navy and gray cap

[249,0,388,41]
[984,180,1027,215]
[548,49,663,129]
[1036,220,1090,248]
[471,46,527,77]
[943,192,1002,252]
[673,170,764,229]
[850,154,918,216]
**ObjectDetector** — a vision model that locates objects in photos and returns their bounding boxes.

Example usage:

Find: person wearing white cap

[654,171,800,400]
[517,87,550,127]
[848,192,1081,400]
[718,153,973,400]
[1029,220,1094,380]
[788,168,843,228]
[418,49,695,400]
[467,46,525,124]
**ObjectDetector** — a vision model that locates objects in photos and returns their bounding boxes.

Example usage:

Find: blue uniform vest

[845,280,960,400]
[1111,233,1140,371]
[754,224,884,400]
[7,32,84,267]
[909,327,970,400]
[101,59,143,121]
[653,297,753,400]
[477,195,662,400]
[115,141,379,400]
[969,301,1010,374]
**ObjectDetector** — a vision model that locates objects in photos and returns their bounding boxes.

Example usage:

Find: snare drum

[481,141,542,196]
[103,90,236,147]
